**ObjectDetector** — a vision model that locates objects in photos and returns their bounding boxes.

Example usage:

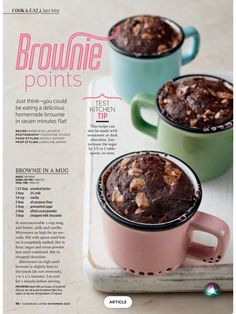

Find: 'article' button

[104,296,132,308]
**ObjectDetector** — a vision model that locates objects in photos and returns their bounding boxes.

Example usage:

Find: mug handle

[181,26,200,65]
[131,93,158,139]
[187,211,230,263]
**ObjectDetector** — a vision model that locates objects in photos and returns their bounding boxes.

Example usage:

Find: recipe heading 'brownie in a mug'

[111,15,182,57]
[102,153,196,224]
[158,77,233,131]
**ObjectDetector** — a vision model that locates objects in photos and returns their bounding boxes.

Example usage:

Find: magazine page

[3,0,233,313]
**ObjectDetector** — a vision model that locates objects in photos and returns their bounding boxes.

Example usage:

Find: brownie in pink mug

[96,151,230,276]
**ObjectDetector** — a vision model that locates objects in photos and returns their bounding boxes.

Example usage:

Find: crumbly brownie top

[102,153,196,224]
[158,77,233,131]
[110,16,182,57]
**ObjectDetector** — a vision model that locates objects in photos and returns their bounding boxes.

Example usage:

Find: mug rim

[108,15,185,59]
[156,74,234,134]
[96,151,202,232]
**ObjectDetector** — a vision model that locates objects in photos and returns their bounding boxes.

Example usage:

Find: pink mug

[97,151,230,276]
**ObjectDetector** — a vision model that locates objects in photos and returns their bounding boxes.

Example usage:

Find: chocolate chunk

[110,16,182,57]
[103,153,196,224]
[128,167,143,176]
[216,91,233,99]
[158,77,233,130]
[164,162,182,186]
[111,187,124,205]
[135,192,149,209]
[130,178,145,192]
[134,207,146,214]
